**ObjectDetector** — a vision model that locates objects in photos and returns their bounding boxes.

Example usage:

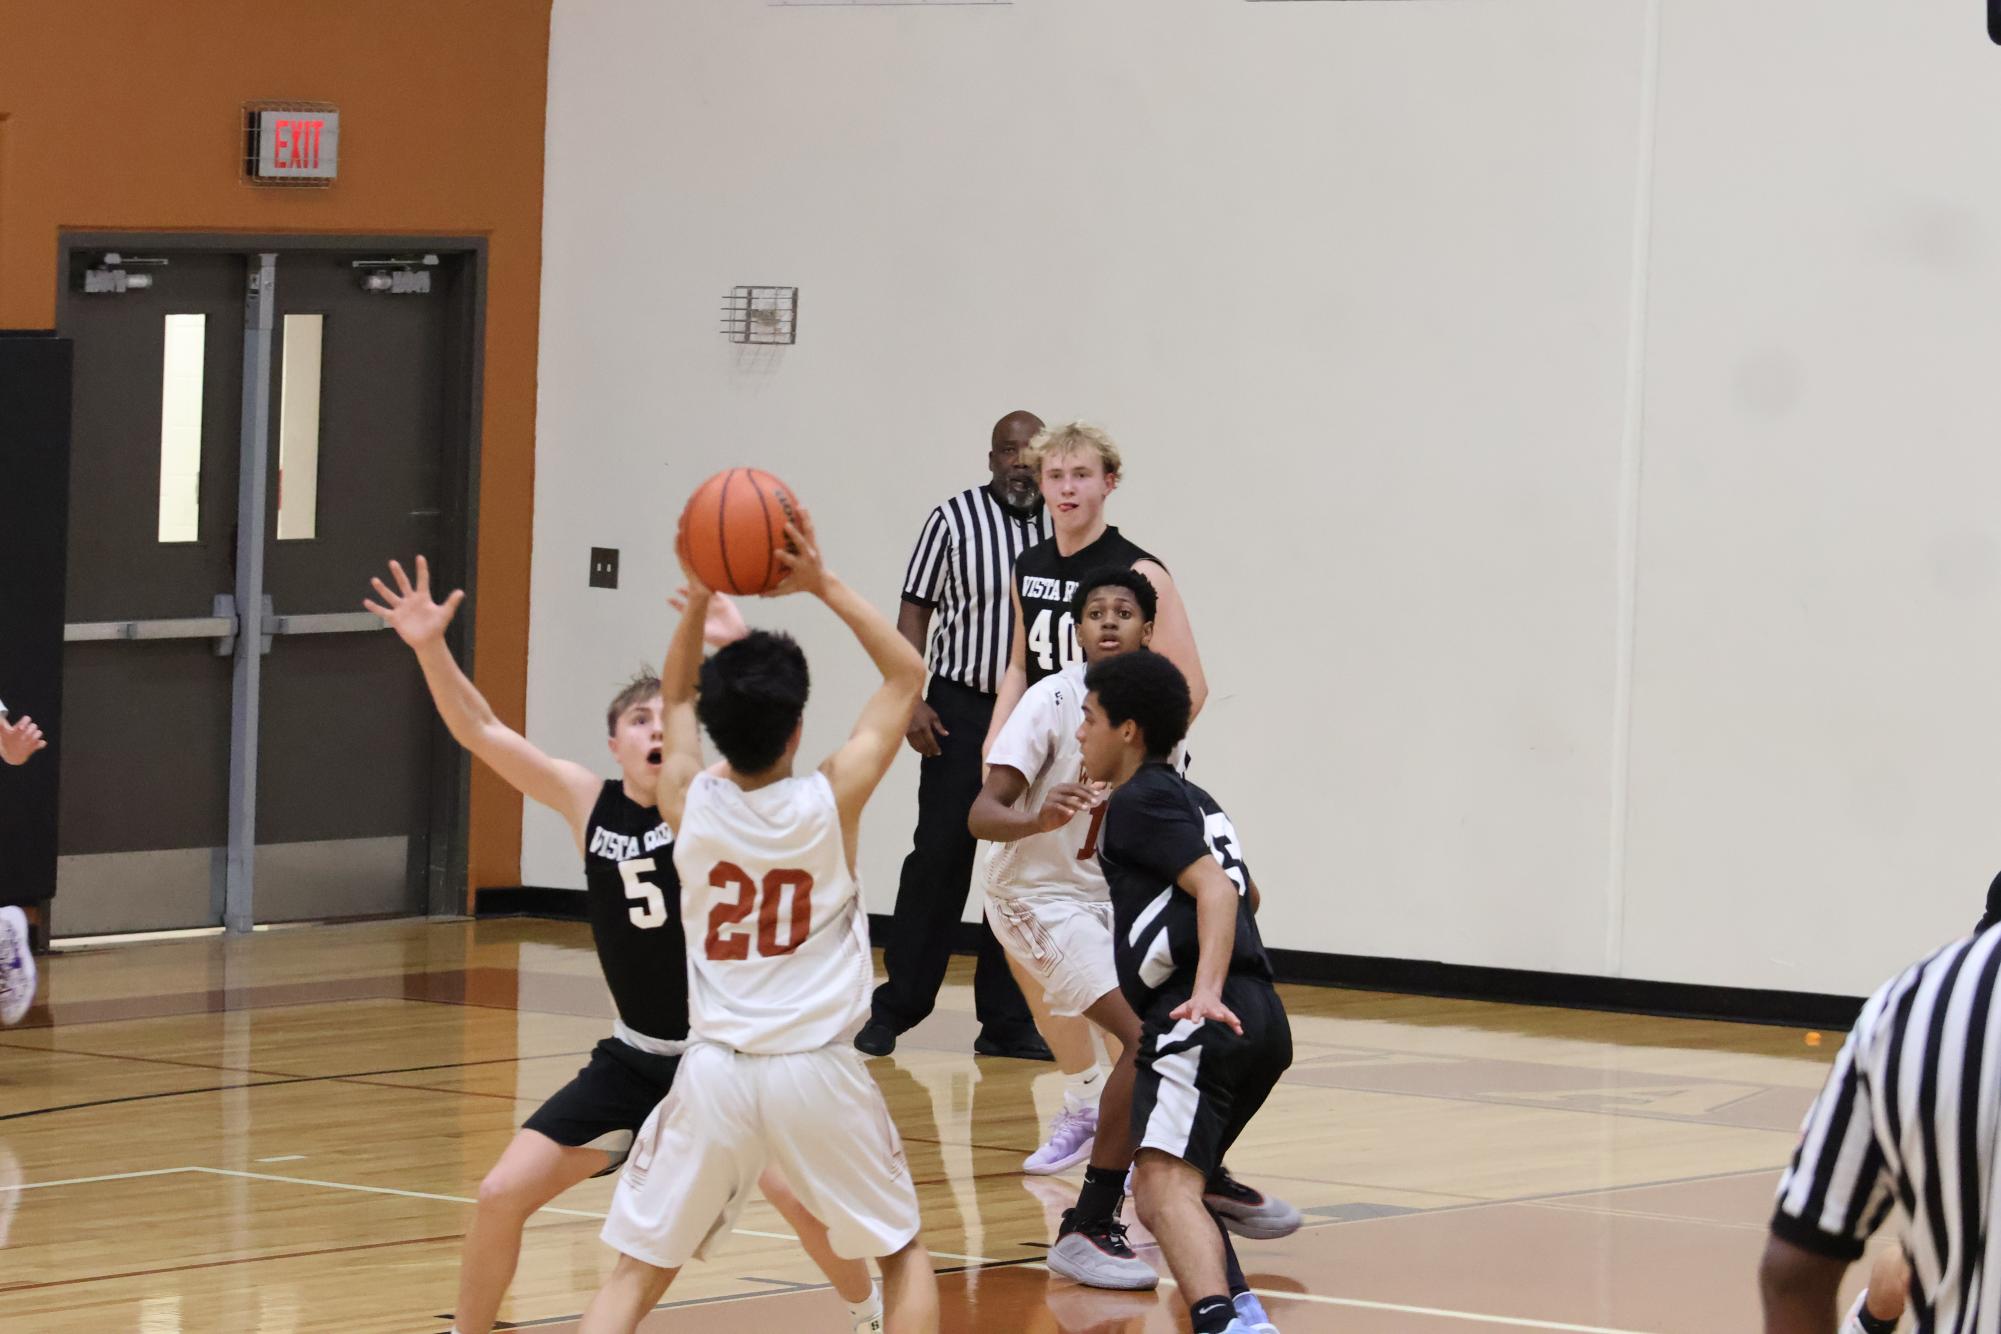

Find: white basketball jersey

[673,769,872,1055]
[984,664,1109,903]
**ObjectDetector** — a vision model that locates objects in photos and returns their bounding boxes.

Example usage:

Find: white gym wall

[529,0,2000,997]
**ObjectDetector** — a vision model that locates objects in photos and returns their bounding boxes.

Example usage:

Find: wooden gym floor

[0,918,1873,1331]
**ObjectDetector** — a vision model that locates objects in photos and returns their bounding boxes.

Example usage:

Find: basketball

[678,467,802,595]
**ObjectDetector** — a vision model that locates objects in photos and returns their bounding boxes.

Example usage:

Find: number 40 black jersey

[582,779,690,1045]
[1012,526,1157,688]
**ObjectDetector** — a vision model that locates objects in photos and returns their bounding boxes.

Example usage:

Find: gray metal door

[251,252,459,923]
[55,253,247,935]
[53,241,474,937]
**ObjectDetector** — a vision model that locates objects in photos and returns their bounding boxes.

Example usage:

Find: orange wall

[0,0,551,901]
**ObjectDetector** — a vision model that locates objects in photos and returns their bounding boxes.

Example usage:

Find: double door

[54,240,479,935]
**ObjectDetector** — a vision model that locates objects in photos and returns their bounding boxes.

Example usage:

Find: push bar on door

[64,594,240,656]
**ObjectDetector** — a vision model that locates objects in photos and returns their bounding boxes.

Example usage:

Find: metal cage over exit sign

[243,102,339,186]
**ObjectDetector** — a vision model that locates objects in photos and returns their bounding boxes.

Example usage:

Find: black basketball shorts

[1129,974,1292,1178]
[523,1037,682,1171]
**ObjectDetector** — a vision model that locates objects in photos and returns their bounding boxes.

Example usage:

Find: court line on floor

[1124,1270,1660,1334]
[1265,1073,1810,1133]
[0,1228,470,1294]
[0,1051,595,1122]
[0,1077,316,1123]
[185,1167,1001,1264]
[0,1166,197,1193]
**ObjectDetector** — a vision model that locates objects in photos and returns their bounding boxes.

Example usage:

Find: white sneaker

[1024,1104,1097,1174]
[0,907,36,1026]
[1234,1291,1281,1332]
[852,1311,884,1334]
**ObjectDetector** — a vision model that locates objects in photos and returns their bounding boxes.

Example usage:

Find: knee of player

[1129,1153,1177,1226]
[477,1165,552,1217]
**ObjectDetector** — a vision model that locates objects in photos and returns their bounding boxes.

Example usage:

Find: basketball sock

[848,1280,882,1325]
[1220,1226,1248,1295]
[1190,1294,1236,1333]
[1063,1065,1106,1113]
[1073,1165,1127,1225]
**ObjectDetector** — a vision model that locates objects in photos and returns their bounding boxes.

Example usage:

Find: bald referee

[1763,924,2001,1331]
[855,411,1053,1060]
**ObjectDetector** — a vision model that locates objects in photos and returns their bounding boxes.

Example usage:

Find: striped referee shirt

[901,485,1050,695]
[1774,927,2001,1329]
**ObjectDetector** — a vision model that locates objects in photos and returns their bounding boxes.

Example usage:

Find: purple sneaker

[1023,1104,1097,1174]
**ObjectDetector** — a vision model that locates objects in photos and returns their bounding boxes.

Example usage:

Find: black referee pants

[871,678,1037,1038]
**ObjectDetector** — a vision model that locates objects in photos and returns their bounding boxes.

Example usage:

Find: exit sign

[244,103,339,185]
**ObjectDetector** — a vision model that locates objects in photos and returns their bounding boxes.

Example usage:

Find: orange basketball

[678,467,802,595]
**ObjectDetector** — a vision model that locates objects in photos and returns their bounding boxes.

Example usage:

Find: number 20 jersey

[581,779,690,1046]
[673,769,873,1055]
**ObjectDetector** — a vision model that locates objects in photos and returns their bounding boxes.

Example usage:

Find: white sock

[1063,1065,1106,1113]
[849,1279,882,1321]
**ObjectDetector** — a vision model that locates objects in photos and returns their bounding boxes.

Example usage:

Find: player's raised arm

[654,545,721,830]
[367,556,602,846]
[767,511,924,827]
[982,585,1031,758]
[1134,559,1208,722]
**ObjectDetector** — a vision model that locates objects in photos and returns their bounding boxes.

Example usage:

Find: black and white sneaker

[1046,1208,1159,1290]
[1204,1167,1302,1240]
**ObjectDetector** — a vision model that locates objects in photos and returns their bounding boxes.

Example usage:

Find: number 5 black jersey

[582,779,689,1045]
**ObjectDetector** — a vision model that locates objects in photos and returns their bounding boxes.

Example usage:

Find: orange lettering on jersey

[757,868,815,956]
[705,862,757,961]
[1078,804,1107,860]
[705,862,817,960]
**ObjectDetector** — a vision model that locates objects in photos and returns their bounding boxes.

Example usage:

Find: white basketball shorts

[600,1039,920,1268]
[984,892,1120,1018]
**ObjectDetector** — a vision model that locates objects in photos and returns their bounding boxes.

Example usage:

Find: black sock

[1073,1166,1126,1226]
[1190,1295,1235,1333]
[1219,1221,1247,1295]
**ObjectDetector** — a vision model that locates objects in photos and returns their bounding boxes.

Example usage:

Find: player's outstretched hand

[1170,988,1243,1036]
[364,556,463,649]
[671,585,747,649]
[0,714,48,766]
[765,507,827,599]
[1036,781,1105,832]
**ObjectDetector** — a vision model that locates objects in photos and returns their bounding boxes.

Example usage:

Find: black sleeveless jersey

[581,780,689,1044]
[1098,763,1273,1014]
[1012,526,1159,687]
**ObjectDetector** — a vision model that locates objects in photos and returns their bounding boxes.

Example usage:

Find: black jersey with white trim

[1097,763,1272,1014]
[1012,526,1157,687]
[582,780,689,1044]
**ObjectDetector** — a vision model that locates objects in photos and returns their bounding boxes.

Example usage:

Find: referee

[855,411,1054,1059]
[1763,924,2001,1331]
